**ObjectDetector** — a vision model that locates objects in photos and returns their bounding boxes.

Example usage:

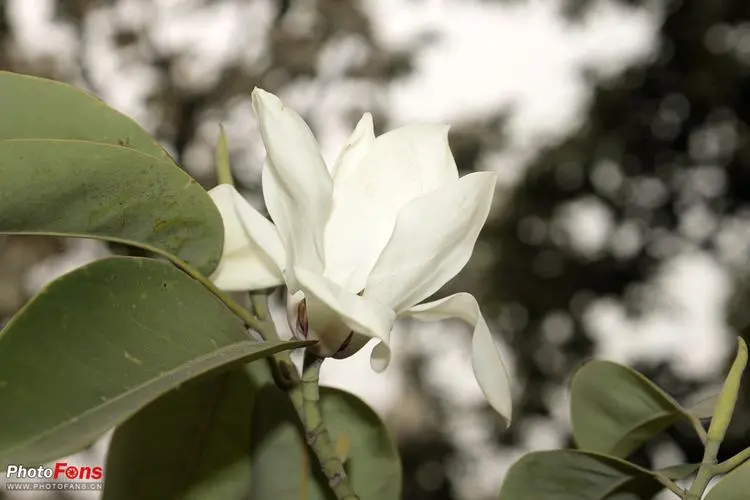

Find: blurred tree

[475,0,750,472]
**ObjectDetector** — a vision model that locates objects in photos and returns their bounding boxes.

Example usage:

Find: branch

[288,351,359,500]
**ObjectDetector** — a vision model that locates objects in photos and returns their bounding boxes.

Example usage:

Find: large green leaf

[0,257,307,468]
[0,139,222,275]
[497,450,667,500]
[0,71,171,160]
[103,364,270,500]
[250,385,402,499]
[704,458,750,500]
[0,72,223,274]
[571,360,689,457]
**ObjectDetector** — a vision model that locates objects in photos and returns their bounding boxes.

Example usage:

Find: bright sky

[5,0,734,498]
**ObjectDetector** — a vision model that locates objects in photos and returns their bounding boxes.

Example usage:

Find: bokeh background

[2,0,750,498]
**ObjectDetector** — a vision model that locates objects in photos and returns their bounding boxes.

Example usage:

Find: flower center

[294,290,364,357]
[332,332,355,359]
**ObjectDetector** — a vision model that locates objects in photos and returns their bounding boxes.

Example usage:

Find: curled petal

[294,266,396,357]
[365,172,496,312]
[370,341,391,373]
[324,123,459,293]
[207,184,285,290]
[253,88,331,289]
[406,292,512,426]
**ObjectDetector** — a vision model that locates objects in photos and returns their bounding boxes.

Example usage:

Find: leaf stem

[714,446,750,476]
[655,476,686,498]
[686,438,721,500]
[249,291,271,322]
[169,256,265,333]
[689,415,708,445]
[288,351,359,500]
[168,257,302,392]
[684,442,750,499]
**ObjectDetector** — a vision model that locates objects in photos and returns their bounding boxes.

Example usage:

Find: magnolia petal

[330,113,375,177]
[252,88,331,287]
[295,266,396,357]
[323,123,458,293]
[370,341,391,373]
[353,123,459,192]
[262,165,301,291]
[406,292,512,426]
[365,171,496,312]
[207,184,285,290]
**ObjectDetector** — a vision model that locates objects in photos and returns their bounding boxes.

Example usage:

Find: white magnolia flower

[208,88,512,424]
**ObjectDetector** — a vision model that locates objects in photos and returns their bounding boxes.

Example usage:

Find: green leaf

[655,463,700,481]
[103,365,264,500]
[685,391,720,420]
[0,139,223,275]
[705,459,750,500]
[250,385,402,499]
[103,361,276,500]
[0,71,223,274]
[0,257,307,468]
[0,71,172,161]
[571,360,689,457]
[497,450,667,500]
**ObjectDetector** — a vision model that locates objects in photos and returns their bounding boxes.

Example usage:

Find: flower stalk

[249,291,358,498]
[288,351,359,500]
